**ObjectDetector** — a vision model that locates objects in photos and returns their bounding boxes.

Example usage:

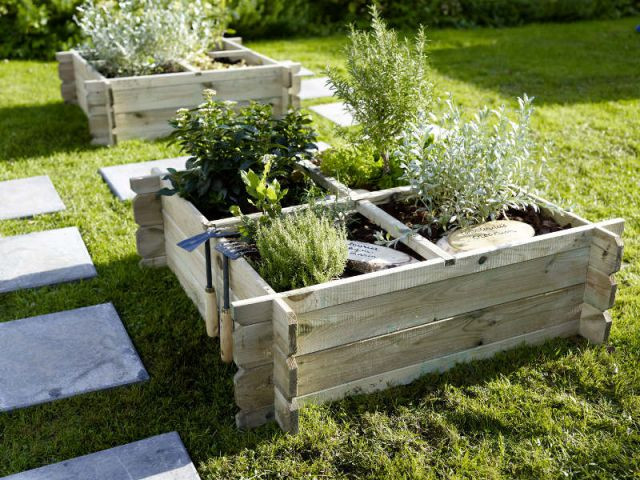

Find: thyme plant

[255,208,348,292]
[74,0,229,77]
[326,5,433,176]
[398,95,544,231]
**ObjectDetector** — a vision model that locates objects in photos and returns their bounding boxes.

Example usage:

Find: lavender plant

[74,0,229,77]
[398,95,545,231]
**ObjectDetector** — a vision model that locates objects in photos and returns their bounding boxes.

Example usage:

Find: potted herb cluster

[56,0,302,145]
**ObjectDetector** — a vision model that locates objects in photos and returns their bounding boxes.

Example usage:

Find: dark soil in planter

[379,201,571,244]
[85,55,246,78]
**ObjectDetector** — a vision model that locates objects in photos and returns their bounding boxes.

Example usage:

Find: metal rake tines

[177,228,241,252]
[215,240,256,260]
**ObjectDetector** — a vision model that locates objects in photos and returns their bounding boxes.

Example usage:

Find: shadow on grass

[0,102,96,161]
[429,19,640,104]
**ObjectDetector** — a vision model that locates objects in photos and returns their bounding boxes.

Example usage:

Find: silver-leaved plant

[74,0,228,77]
[398,94,545,231]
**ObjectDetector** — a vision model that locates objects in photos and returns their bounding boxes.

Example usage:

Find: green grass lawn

[1,16,639,479]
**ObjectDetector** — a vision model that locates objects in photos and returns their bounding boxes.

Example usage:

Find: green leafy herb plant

[326,5,433,182]
[254,208,348,292]
[74,0,230,77]
[162,91,318,219]
[397,94,545,233]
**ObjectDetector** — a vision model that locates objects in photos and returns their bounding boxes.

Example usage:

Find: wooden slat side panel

[166,245,207,319]
[108,64,283,91]
[283,225,594,315]
[111,73,284,114]
[234,364,273,410]
[296,247,590,355]
[296,319,580,407]
[296,285,584,396]
[233,321,272,368]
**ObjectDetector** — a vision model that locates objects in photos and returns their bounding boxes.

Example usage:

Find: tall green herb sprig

[399,94,545,231]
[327,5,433,175]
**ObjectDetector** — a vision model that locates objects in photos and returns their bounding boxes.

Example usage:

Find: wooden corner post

[272,297,299,433]
[580,221,624,344]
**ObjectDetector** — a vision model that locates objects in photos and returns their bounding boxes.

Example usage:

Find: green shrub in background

[0,0,82,59]
[2,0,639,59]
[255,208,348,292]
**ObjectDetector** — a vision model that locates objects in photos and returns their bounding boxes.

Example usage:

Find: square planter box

[56,37,302,145]
[132,162,624,433]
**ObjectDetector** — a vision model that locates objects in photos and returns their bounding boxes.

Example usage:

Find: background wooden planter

[56,38,302,145]
[132,169,624,433]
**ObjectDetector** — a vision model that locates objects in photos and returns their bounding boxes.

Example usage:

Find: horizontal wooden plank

[296,248,588,356]
[274,386,299,433]
[236,404,274,430]
[111,73,283,114]
[590,226,623,275]
[139,256,167,268]
[356,200,454,263]
[136,225,164,258]
[234,364,273,410]
[130,174,162,195]
[296,319,580,407]
[284,225,594,315]
[232,321,272,368]
[295,284,584,395]
[108,64,284,91]
[584,266,617,311]
[579,303,612,344]
[133,193,163,227]
[232,296,274,326]
[166,245,207,319]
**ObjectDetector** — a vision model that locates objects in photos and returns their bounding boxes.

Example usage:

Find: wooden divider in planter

[132,173,623,433]
[57,37,302,145]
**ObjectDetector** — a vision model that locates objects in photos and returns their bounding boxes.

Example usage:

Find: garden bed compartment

[57,37,302,145]
[132,169,623,434]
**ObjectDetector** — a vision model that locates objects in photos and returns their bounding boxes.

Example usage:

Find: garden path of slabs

[0,71,341,478]
[0,175,199,479]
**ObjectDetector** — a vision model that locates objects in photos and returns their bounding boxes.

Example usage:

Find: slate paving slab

[0,175,65,220]
[0,227,96,294]
[99,157,189,201]
[0,303,148,412]
[300,76,334,100]
[2,432,199,480]
[310,102,357,127]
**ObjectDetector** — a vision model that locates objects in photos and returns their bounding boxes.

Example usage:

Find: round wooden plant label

[436,220,535,253]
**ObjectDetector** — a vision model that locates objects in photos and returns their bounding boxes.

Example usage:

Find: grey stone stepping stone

[300,76,334,100]
[0,175,65,220]
[0,303,148,412]
[99,157,188,201]
[298,66,314,77]
[2,432,199,480]
[0,227,96,294]
[317,141,331,152]
[310,102,357,127]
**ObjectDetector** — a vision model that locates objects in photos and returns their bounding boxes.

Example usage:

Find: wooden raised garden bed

[132,163,624,433]
[56,37,302,145]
